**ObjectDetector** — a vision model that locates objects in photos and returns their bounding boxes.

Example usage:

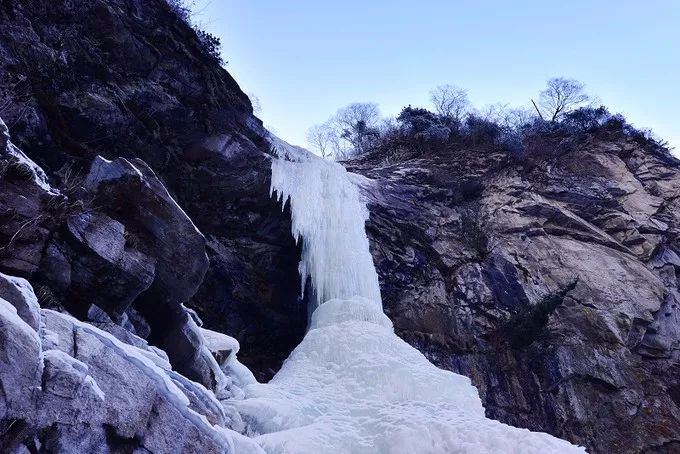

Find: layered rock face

[0,0,306,378]
[349,136,680,453]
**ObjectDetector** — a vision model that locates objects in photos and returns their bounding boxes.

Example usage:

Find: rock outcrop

[349,135,680,453]
[1,120,223,391]
[0,275,261,453]
[0,0,305,379]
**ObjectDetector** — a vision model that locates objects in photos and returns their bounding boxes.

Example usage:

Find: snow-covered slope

[229,137,587,453]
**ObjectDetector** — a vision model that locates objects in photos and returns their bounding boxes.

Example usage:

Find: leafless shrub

[460,208,496,260]
[35,285,62,310]
[430,84,469,122]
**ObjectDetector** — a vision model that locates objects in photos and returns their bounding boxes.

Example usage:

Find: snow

[200,328,257,390]
[229,134,587,453]
[7,142,56,193]
[202,327,241,360]
[235,298,584,453]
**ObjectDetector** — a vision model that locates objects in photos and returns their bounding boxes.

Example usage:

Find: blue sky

[194,1,679,152]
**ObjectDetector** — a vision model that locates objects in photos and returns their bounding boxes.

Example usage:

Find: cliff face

[0,0,306,379]
[349,136,680,453]
[1,1,680,453]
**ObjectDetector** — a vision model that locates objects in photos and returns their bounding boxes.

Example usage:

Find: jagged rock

[86,304,171,367]
[0,272,41,330]
[58,211,156,319]
[0,277,260,453]
[37,349,105,426]
[0,0,304,379]
[0,120,55,277]
[80,155,230,390]
[84,156,208,308]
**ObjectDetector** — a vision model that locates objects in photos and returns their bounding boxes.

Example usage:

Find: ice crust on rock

[230,135,587,453]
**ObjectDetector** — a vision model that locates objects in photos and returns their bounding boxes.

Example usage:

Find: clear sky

[194,1,679,152]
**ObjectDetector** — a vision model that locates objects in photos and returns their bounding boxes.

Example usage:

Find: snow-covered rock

[0,276,264,453]
[0,272,41,330]
[0,297,43,420]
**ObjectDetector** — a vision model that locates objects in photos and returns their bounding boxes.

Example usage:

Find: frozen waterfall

[269,135,381,310]
[228,135,586,454]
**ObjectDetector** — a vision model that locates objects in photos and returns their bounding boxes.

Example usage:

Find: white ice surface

[202,327,241,359]
[269,136,381,310]
[235,298,585,454]
[229,135,586,453]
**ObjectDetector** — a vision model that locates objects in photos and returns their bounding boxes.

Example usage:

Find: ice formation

[229,136,586,453]
[269,135,381,310]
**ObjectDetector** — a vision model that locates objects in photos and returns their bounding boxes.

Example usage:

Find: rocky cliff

[349,133,680,453]
[1,1,679,453]
[0,0,306,380]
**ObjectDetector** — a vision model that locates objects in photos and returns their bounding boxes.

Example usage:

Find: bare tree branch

[429,84,469,121]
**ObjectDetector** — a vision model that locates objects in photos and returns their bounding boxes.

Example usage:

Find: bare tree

[535,78,589,122]
[332,102,381,156]
[430,84,469,121]
[502,107,536,129]
[306,123,335,158]
[480,103,536,129]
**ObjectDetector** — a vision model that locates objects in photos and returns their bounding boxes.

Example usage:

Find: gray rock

[37,349,105,426]
[33,306,251,453]
[0,123,55,277]
[0,298,42,420]
[0,272,41,330]
[85,155,208,308]
[349,135,680,453]
[60,211,156,319]
[0,0,305,380]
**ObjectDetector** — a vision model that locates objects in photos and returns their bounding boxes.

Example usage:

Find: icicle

[268,135,382,311]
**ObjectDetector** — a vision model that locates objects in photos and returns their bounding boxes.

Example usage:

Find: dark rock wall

[0,0,305,380]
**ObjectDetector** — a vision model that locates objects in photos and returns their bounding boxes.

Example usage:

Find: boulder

[0,272,41,330]
[0,298,42,420]
[84,156,208,308]
[57,211,156,319]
